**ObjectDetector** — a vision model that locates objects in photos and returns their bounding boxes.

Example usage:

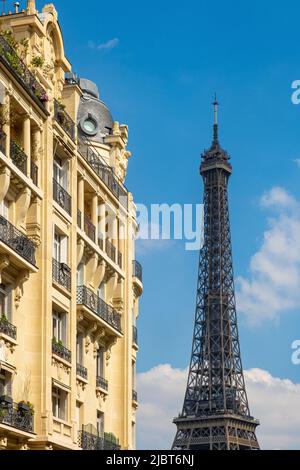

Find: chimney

[13,2,20,13]
[26,0,36,14]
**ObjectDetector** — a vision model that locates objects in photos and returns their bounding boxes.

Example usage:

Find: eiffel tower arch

[172,99,260,450]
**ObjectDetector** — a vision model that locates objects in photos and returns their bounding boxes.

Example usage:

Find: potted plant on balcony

[0,395,13,409]
[0,313,9,325]
[18,400,34,415]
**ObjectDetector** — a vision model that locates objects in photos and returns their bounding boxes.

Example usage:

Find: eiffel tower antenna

[172,100,260,450]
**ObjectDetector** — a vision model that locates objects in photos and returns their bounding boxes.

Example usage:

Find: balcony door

[96,347,105,378]
[97,411,104,438]
[52,310,66,345]
[54,157,68,190]
[53,230,67,264]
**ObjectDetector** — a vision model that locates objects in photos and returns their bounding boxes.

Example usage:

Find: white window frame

[96,347,105,378]
[52,386,67,421]
[52,310,67,345]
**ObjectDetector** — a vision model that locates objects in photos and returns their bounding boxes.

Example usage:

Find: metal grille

[31,161,38,186]
[96,376,108,391]
[10,140,27,176]
[132,260,142,282]
[0,215,36,265]
[132,390,138,402]
[105,239,116,263]
[53,178,71,215]
[84,214,95,242]
[78,430,120,450]
[0,317,17,340]
[52,258,71,292]
[132,325,138,345]
[54,99,75,141]
[0,401,34,434]
[76,363,88,380]
[52,341,71,363]
[77,285,122,333]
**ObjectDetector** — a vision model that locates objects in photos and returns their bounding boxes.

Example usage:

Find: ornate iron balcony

[54,99,75,141]
[10,140,27,176]
[0,317,17,340]
[84,214,95,242]
[78,138,128,209]
[98,235,104,251]
[31,161,38,186]
[0,400,34,434]
[0,34,48,108]
[133,260,143,282]
[53,178,72,215]
[132,326,138,346]
[77,363,88,380]
[132,390,138,402]
[78,430,120,450]
[52,340,71,363]
[52,258,71,292]
[96,376,108,391]
[0,215,36,265]
[77,285,122,333]
[105,239,116,263]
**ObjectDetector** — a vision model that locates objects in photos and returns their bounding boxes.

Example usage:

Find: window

[77,263,84,287]
[97,411,104,437]
[52,386,67,421]
[0,369,12,396]
[52,310,66,344]
[76,332,83,365]
[96,347,105,378]
[97,282,105,301]
[53,229,68,264]
[53,157,68,190]
[132,361,136,390]
[0,284,12,321]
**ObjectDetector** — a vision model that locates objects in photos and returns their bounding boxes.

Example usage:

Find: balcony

[77,363,88,381]
[133,260,142,282]
[0,215,36,266]
[10,140,27,176]
[53,178,72,215]
[30,161,38,186]
[0,398,34,434]
[105,239,116,263]
[0,317,17,341]
[132,326,138,347]
[52,339,71,363]
[0,34,48,111]
[78,138,128,209]
[132,390,138,403]
[96,376,108,391]
[77,285,122,333]
[84,214,95,243]
[52,258,71,292]
[54,99,75,141]
[78,430,120,450]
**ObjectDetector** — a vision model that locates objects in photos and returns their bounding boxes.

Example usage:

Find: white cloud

[136,364,300,450]
[236,187,300,324]
[294,159,300,167]
[88,38,119,51]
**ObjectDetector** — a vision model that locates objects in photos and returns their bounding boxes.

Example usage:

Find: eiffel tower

[172,98,260,450]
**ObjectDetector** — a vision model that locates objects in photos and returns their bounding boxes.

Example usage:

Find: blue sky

[38,0,300,383]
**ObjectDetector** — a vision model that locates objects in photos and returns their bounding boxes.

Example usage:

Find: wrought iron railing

[133,260,143,282]
[0,400,34,433]
[78,138,128,208]
[77,285,122,333]
[10,140,27,176]
[52,258,71,292]
[105,239,116,263]
[0,215,36,265]
[0,34,48,108]
[54,99,75,141]
[132,326,138,346]
[84,214,95,242]
[77,363,88,380]
[31,161,38,186]
[132,390,138,402]
[0,317,17,340]
[78,430,120,450]
[52,340,71,363]
[77,209,82,228]
[96,376,108,391]
[98,234,104,251]
[0,129,6,155]
[53,178,72,215]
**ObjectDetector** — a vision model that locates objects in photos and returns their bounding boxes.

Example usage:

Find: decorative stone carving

[0,167,11,205]
[14,270,30,308]
[106,338,117,366]
[0,255,9,284]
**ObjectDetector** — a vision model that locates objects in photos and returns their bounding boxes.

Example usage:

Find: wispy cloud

[136,364,300,450]
[294,159,300,167]
[88,38,119,51]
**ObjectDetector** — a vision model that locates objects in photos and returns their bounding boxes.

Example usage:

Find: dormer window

[80,114,98,136]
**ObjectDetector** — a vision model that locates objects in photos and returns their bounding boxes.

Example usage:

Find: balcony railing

[96,376,108,391]
[98,234,104,251]
[10,140,27,176]
[77,363,88,380]
[78,430,120,450]
[84,215,95,243]
[77,285,122,333]
[132,326,138,346]
[132,390,138,402]
[30,161,38,186]
[0,34,48,109]
[0,215,36,265]
[0,317,17,340]
[52,340,71,363]
[78,138,128,209]
[0,399,34,434]
[53,179,72,215]
[0,129,6,155]
[52,258,71,292]
[105,239,116,263]
[133,260,143,282]
[54,100,75,141]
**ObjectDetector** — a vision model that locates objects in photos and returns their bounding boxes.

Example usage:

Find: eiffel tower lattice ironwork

[172,98,260,450]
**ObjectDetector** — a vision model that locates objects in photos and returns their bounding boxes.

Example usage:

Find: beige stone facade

[0,1,142,450]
